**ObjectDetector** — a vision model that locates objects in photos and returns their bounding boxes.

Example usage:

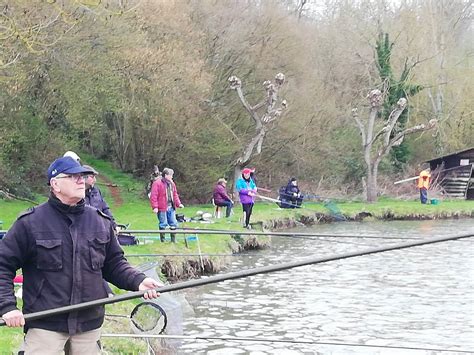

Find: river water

[179,219,474,355]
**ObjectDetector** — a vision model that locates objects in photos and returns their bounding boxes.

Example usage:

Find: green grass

[1,165,473,353]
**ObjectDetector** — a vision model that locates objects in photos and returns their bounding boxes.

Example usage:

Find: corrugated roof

[425,147,474,163]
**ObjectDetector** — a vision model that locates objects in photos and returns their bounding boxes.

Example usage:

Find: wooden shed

[426,147,474,200]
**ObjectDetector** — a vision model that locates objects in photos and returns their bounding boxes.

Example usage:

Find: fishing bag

[117,233,139,246]
[278,186,292,208]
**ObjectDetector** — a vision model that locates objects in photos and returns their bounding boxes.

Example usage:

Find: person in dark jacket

[213,178,233,218]
[0,156,160,354]
[82,164,116,297]
[281,178,303,209]
[83,165,115,223]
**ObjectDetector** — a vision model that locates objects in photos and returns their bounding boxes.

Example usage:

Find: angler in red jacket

[149,168,184,242]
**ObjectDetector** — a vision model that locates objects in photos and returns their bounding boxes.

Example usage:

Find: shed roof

[425,147,474,163]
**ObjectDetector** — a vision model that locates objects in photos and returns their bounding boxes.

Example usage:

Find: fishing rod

[256,194,301,208]
[0,228,418,240]
[135,234,416,244]
[1,232,471,327]
[125,228,417,240]
[125,253,257,257]
[393,176,420,185]
[95,182,119,188]
[393,165,471,185]
[299,193,344,201]
[125,240,377,258]
[256,193,346,220]
[100,333,474,353]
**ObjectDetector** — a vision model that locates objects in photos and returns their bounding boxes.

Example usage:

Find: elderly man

[0,156,160,354]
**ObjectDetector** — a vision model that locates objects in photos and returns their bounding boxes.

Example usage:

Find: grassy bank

[2,196,473,230]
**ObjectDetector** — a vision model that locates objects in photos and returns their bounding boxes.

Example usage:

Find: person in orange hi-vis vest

[417,170,431,204]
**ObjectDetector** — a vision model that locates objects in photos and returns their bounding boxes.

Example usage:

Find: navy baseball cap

[47,157,94,183]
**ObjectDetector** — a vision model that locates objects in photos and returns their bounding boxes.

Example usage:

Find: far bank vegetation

[0,0,471,202]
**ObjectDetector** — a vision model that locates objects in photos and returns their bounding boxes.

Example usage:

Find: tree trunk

[366,165,378,203]
[228,73,287,194]
[232,165,244,196]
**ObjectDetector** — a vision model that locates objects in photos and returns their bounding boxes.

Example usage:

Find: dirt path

[98,175,123,207]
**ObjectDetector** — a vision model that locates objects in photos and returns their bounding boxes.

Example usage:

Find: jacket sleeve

[102,225,146,291]
[149,180,159,210]
[220,187,232,202]
[98,189,115,224]
[172,183,182,207]
[0,221,30,316]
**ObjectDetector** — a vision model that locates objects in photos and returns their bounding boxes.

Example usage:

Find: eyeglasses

[54,173,86,182]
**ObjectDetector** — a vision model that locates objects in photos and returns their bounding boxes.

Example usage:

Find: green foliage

[376,33,394,81]
[0,98,64,197]
[375,32,424,170]
[0,2,471,200]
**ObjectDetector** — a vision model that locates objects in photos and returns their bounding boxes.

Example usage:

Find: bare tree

[228,73,288,190]
[353,89,437,202]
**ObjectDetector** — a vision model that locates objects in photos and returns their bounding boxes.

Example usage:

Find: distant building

[425,147,474,200]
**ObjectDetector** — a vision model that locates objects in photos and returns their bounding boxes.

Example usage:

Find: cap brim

[63,166,95,175]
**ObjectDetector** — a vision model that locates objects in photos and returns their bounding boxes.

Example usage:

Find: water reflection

[181,219,474,354]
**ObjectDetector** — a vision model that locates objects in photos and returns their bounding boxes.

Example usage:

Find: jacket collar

[48,193,85,215]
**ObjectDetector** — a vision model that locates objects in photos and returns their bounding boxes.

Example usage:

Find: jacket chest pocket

[89,238,108,271]
[35,239,63,270]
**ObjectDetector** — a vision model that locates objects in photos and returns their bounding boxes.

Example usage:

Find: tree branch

[351,108,366,146]
[383,97,407,146]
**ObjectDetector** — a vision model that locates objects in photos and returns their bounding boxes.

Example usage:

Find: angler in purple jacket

[0,156,161,354]
[213,178,234,218]
[236,168,257,229]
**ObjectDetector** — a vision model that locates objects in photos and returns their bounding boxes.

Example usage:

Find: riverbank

[2,198,472,281]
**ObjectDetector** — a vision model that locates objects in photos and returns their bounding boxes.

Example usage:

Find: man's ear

[50,179,61,193]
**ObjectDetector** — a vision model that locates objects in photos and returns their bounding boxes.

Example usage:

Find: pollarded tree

[352,89,437,202]
[375,32,424,169]
[228,73,287,190]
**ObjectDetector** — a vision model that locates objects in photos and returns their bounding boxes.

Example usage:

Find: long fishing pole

[256,193,346,220]
[125,253,257,257]
[393,165,471,185]
[0,229,420,240]
[125,228,417,240]
[1,232,471,327]
[256,194,309,210]
[101,333,474,353]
